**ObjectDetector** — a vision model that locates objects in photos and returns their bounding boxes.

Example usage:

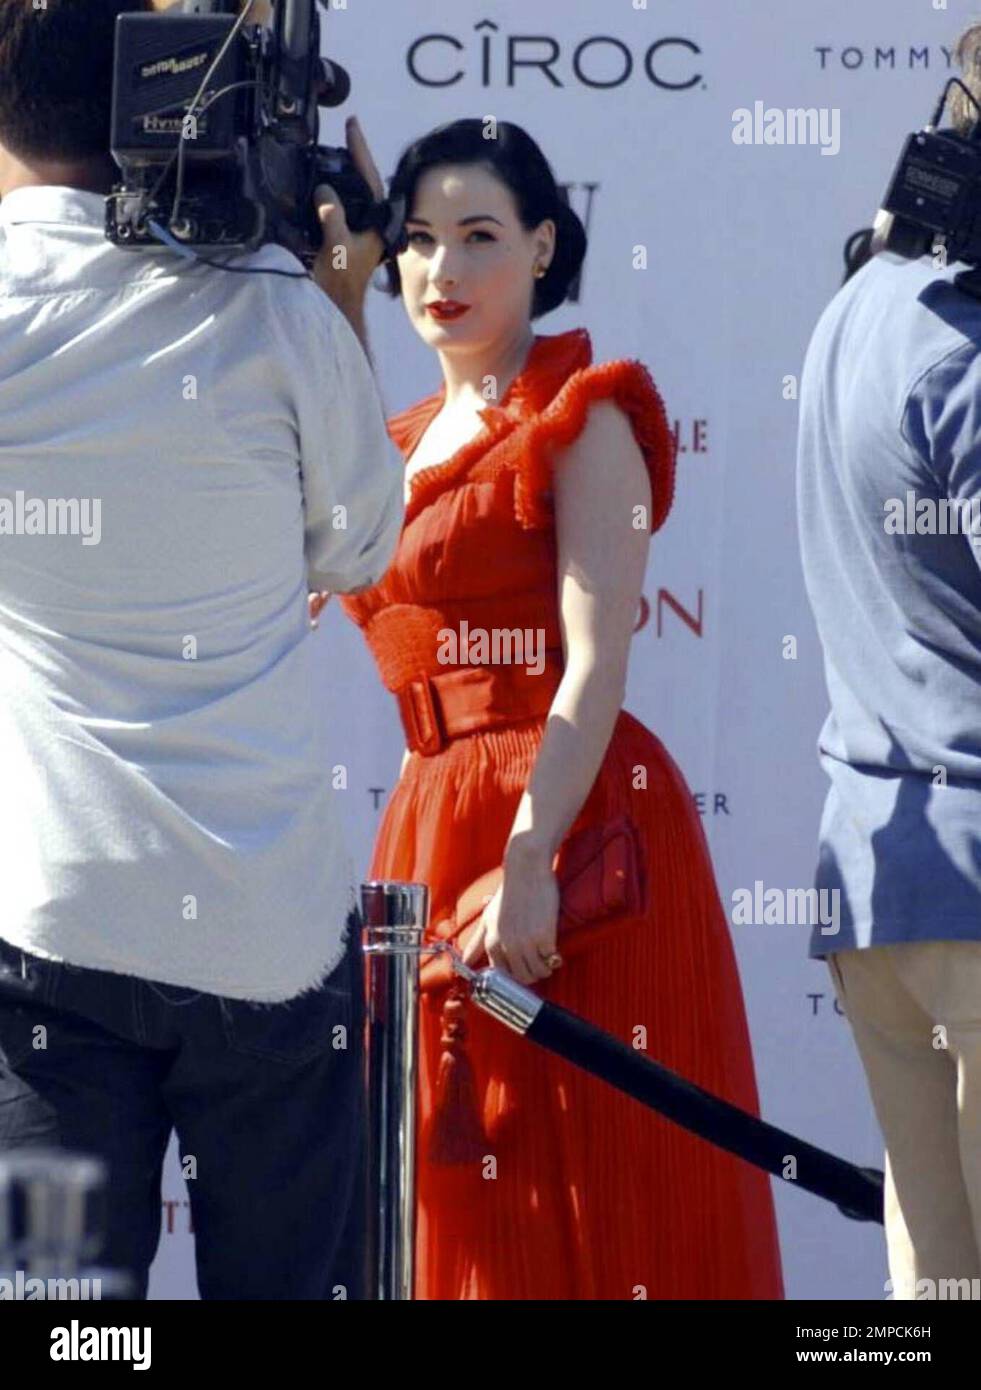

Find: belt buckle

[400,675,444,755]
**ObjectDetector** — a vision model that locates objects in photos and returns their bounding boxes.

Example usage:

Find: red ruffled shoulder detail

[504,358,677,534]
[386,392,442,455]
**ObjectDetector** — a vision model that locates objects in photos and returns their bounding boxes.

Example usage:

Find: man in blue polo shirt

[797,35,981,1299]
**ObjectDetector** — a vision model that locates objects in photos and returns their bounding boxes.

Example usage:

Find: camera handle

[316,151,408,262]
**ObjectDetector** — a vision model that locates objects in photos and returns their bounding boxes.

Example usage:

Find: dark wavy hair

[0,0,151,161]
[380,119,587,320]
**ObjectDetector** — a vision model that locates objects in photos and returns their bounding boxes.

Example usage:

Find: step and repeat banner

[147,0,965,1299]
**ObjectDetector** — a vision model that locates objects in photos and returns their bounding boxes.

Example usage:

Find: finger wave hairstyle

[379,118,587,320]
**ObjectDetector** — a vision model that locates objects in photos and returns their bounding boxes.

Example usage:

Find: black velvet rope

[526,1000,884,1224]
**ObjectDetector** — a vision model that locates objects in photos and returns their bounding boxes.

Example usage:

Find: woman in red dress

[339,120,784,1300]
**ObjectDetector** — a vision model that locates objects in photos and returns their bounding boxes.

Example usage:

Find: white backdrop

[147,0,966,1300]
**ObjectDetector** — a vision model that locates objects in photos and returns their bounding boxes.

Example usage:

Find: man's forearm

[336,297,371,365]
[322,285,373,369]
[333,295,388,414]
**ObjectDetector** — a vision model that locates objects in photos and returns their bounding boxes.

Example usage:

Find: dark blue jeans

[0,910,367,1300]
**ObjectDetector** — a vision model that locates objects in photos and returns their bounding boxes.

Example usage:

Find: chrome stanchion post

[0,1150,105,1280]
[0,1148,133,1296]
[361,880,429,1302]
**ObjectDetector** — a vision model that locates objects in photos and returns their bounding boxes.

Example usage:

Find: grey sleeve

[287,283,404,593]
[903,346,981,508]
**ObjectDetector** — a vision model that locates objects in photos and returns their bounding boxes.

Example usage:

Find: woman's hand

[308,574,376,627]
[308,591,331,627]
[461,853,562,985]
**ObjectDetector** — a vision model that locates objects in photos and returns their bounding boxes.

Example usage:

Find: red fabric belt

[395,650,565,755]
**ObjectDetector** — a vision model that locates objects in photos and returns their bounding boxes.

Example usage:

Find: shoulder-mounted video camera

[106,0,406,268]
[872,76,981,296]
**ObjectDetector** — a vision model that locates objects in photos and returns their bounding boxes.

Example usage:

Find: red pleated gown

[340,327,784,1300]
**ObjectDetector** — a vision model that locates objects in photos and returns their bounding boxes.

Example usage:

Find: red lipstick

[426,300,471,321]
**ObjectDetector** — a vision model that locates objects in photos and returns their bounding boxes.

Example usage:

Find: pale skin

[381,160,652,985]
[462,400,651,985]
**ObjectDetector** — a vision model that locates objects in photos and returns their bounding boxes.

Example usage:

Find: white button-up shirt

[0,185,403,1000]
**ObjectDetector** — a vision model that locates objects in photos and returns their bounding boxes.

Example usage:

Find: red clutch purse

[420,813,648,1164]
[418,812,647,992]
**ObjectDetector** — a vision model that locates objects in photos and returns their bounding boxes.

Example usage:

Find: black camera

[106,0,406,268]
[872,77,981,272]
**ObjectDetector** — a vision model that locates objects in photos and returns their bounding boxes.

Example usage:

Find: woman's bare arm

[473,400,652,983]
[503,399,652,867]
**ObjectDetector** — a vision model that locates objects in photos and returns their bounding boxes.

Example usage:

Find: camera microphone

[317,59,351,109]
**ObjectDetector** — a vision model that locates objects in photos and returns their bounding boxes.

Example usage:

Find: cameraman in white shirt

[0,0,402,1300]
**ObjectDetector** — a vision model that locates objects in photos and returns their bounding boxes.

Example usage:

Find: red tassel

[426,982,489,1164]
